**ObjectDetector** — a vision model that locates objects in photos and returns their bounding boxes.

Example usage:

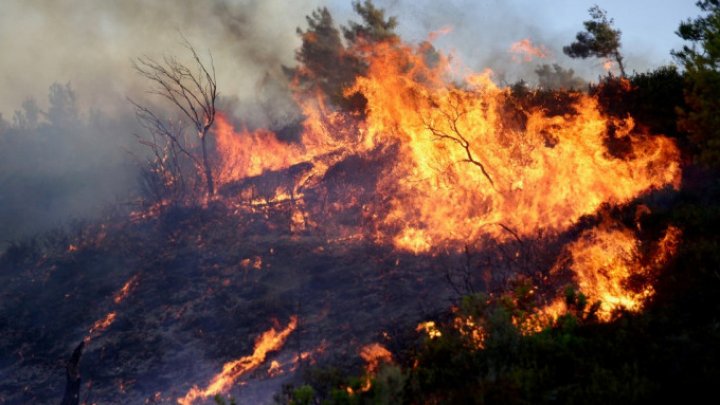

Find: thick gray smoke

[0,0,321,245]
[0,0,323,117]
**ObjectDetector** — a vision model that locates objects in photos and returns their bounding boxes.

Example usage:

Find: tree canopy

[292,0,398,113]
[564,5,626,77]
[673,0,720,166]
[342,0,399,45]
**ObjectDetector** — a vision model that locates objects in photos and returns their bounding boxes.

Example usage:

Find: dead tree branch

[423,92,496,188]
[133,39,218,199]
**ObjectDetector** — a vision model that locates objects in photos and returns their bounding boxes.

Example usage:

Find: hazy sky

[0,0,702,117]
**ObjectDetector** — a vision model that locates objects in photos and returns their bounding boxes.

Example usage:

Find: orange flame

[357,343,393,392]
[557,222,681,321]
[416,321,442,339]
[603,59,615,72]
[83,275,141,344]
[177,316,298,405]
[349,42,680,252]
[214,41,680,254]
[212,38,682,330]
[84,311,116,344]
[510,38,550,62]
[215,115,304,184]
[113,274,139,305]
[427,25,453,42]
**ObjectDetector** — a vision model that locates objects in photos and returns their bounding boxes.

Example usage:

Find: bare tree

[423,91,496,188]
[131,106,201,203]
[132,40,218,199]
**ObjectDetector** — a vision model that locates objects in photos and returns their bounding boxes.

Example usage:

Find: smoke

[0,0,682,246]
[0,0,322,245]
[0,0,323,116]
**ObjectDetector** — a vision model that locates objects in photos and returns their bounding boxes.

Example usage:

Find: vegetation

[290,0,398,113]
[673,0,720,166]
[131,41,218,201]
[564,5,626,77]
[272,2,720,404]
[2,1,720,404]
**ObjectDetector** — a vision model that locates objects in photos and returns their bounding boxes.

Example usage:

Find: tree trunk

[615,52,627,78]
[60,342,84,405]
[200,134,215,197]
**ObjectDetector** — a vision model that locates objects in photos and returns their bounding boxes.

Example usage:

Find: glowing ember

[240,257,263,271]
[427,25,453,42]
[510,38,550,61]
[267,360,282,377]
[356,343,393,392]
[113,274,139,305]
[177,316,298,405]
[83,275,141,344]
[416,321,442,339]
[359,343,392,374]
[453,315,487,349]
[84,312,116,343]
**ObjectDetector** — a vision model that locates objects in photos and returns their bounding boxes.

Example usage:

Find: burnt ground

[0,202,455,404]
[0,144,677,404]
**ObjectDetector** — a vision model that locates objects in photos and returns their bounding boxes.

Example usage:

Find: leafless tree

[422,91,496,189]
[132,108,200,203]
[132,40,218,200]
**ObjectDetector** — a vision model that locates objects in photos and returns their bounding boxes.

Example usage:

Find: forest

[1,1,719,404]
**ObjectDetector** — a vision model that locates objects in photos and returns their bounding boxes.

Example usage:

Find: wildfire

[212,37,682,330]
[453,315,487,349]
[84,312,116,344]
[554,221,682,321]
[351,42,680,252]
[177,316,298,405]
[215,116,304,184]
[416,321,442,339]
[114,274,139,305]
[215,41,680,253]
[356,343,393,392]
[510,38,550,62]
[83,274,141,344]
[603,59,615,72]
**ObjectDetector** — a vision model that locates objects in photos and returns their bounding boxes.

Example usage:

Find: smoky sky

[0,0,318,117]
[0,0,691,118]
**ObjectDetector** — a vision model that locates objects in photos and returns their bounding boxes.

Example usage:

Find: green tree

[292,1,398,113]
[564,5,626,77]
[12,98,41,129]
[47,82,79,128]
[294,7,361,108]
[342,0,399,45]
[673,0,720,166]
